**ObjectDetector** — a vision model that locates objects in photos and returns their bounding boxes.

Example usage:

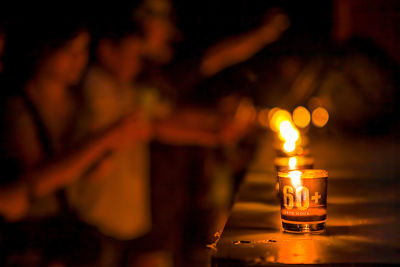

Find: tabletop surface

[214,133,400,266]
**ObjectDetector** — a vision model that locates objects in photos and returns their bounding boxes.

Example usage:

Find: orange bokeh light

[279,121,299,142]
[268,107,280,121]
[270,109,292,132]
[257,108,270,128]
[293,106,311,128]
[312,107,329,128]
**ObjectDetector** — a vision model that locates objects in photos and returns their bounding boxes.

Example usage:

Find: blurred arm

[154,115,219,146]
[200,12,289,77]
[153,107,255,146]
[11,107,143,197]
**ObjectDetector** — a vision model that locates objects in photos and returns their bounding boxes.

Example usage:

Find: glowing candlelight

[278,120,299,142]
[276,116,301,155]
[269,109,292,132]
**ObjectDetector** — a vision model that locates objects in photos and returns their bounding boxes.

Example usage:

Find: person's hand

[106,111,153,148]
[260,9,290,34]
[219,119,245,146]
[219,112,256,146]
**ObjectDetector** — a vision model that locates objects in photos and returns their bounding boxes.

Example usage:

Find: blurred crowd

[0,1,272,266]
[0,0,399,266]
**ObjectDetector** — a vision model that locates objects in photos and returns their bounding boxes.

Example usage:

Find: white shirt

[67,65,151,240]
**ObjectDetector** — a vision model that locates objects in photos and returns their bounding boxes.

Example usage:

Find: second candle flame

[279,120,300,153]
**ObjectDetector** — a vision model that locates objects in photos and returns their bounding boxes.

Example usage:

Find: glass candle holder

[278,169,328,233]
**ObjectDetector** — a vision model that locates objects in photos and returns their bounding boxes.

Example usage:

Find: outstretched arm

[153,105,255,147]
[12,111,148,197]
[200,11,289,77]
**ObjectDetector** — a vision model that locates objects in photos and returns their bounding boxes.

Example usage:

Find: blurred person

[136,0,289,104]
[67,5,168,266]
[67,7,154,249]
[138,0,289,74]
[134,0,277,140]
[137,0,177,64]
[0,12,147,266]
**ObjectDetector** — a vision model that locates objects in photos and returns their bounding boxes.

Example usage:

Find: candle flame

[288,170,302,188]
[257,108,270,128]
[270,109,302,154]
[279,120,300,153]
[288,157,297,169]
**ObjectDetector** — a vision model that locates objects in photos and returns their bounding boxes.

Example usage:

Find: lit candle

[278,169,328,233]
[273,119,307,157]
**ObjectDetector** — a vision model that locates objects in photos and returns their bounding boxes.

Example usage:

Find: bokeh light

[312,107,329,128]
[293,106,311,128]
[268,107,280,122]
[257,108,270,128]
[270,109,292,132]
